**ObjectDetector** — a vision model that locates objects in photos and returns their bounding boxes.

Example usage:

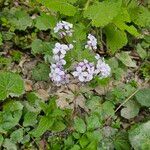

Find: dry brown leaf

[24,79,33,92]
[36,89,49,101]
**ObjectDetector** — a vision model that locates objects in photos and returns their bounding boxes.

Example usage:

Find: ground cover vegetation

[0,0,150,149]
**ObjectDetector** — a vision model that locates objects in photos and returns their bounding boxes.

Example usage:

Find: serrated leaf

[112,8,140,37]
[39,0,77,16]
[129,6,150,27]
[3,139,17,150]
[84,0,122,27]
[35,13,56,30]
[10,128,23,143]
[116,52,137,67]
[121,100,140,119]
[129,121,150,150]
[74,117,86,133]
[9,10,32,30]
[50,120,66,132]
[31,39,53,55]
[105,25,128,53]
[23,111,38,127]
[135,88,150,107]
[31,116,54,137]
[0,72,25,101]
[32,63,49,81]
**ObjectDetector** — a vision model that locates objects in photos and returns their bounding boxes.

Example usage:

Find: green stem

[84,0,91,10]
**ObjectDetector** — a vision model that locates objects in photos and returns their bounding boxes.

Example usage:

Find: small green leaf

[0,72,25,101]
[79,135,89,148]
[129,121,150,150]
[0,135,4,147]
[0,33,3,46]
[116,52,137,67]
[23,111,38,127]
[35,13,56,30]
[135,88,150,107]
[50,120,66,132]
[32,63,49,81]
[136,44,147,60]
[86,114,101,130]
[31,116,54,137]
[74,117,86,133]
[3,139,17,150]
[31,39,53,55]
[10,128,23,143]
[121,100,140,119]
[70,145,80,150]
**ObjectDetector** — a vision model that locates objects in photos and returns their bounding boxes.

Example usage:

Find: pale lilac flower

[54,21,73,38]
[49,64,69,86]
[95,54,111,78]
[72,59,95,82]
[85,34,97,50]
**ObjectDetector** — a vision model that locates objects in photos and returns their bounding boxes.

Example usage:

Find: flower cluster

[49,43,73,86]
[54,21,73,38]
[50,21,111,85]
[72,59,95,82]
[85,34,97,50]
[72,55,111,82]
[94,54,111,79]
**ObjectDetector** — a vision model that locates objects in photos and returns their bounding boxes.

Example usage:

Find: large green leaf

[129,121,150,150]
[84,0,122,27]
[39,0,77,16]
[105,25,128,53]
[135,88,150,107]
[0,72,25,101]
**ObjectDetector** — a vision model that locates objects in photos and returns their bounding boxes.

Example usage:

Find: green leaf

[0,72,25,101]
[23,111,38,127]
[116,52,137,67]
[105,25,128,54]
[136,44,147,60]
[3,100,23,112]
[129,6,150,27]
[70,145,80,150]
[9,9,32,30]
[35,13,56,30]
[114,131,131,150]
[74,117,86,133]
[79,135,89,148]
[86,114,101,130]
[129,121,150,150]
[31,39,53,55]
[39,0,77,16]
[3,139,17,150]
[0,33,3,46]
[50,120,66,132]
[32,63,49,81]
[121,100,140,119]
[31,116,54,137]
[0,135,4,147]
[135,88,150,107]
[10,128,23,143]
[84,0,122,27]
